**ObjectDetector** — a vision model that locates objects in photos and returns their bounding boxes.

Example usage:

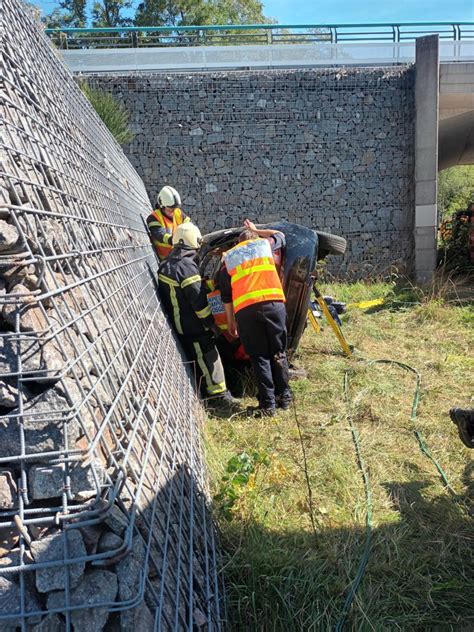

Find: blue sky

[263,0,474,24]
[35,0,474,23]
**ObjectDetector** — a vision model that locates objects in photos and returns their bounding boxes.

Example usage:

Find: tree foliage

[438,165,474,219]
[46,0,271,28]
[81,83,134,145]
[43,0,87,27]
[91,0,133,26]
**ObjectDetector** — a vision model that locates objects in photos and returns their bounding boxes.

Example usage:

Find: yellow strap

[181,274,201,289]
[231,264,276,283]
[233,288,284,309]
[346,298,385,309]
[158,273,179,287]
[196,305,212,319]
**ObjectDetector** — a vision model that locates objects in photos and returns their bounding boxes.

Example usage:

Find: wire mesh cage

[0,0,222,629]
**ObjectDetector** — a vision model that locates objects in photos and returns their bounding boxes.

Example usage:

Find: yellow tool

[346,298,385,309]
[308,287,352,356]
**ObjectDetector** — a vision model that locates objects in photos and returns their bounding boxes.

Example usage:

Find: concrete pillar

[414,35,439,283]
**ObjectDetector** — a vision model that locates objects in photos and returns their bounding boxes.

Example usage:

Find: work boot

[206,391,241,415]
[246,405,275,418]
[276,394,292,410]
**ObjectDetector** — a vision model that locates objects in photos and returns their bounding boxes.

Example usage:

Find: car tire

[316,231,347,259]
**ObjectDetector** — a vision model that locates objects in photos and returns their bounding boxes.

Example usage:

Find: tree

[135,0,270,27]
[43,0,87,27]
[92,0,133,27]
[438,166,474,219]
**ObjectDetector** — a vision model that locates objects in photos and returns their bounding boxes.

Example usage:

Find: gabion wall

[0,0,222,629]
[87,68,415,277]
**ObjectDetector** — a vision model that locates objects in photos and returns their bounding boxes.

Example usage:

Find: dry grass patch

[204,279,473,630]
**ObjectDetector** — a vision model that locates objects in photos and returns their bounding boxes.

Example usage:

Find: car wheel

[316,231,347,259]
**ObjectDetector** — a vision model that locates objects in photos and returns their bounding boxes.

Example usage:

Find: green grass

[204,278,474,631]
[81,83,134,145]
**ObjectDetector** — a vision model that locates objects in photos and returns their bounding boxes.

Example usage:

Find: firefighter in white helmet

[147,185,191,261]
[158,222,239,412]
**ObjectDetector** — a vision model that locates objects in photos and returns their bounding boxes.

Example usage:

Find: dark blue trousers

[236,301,290,410]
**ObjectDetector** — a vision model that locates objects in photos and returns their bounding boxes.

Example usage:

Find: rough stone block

[30,531,86,593]
[47,570,118,632]
[0,220,20,252]
[0,470,16,510]
[0,576,41,627]
[0,387,80,458]
[31,613,66,632]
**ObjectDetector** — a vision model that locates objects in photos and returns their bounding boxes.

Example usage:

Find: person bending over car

[158,222,239,413]
[219,219,292,417]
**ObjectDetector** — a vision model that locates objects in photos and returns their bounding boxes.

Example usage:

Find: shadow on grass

[218,473,474,631]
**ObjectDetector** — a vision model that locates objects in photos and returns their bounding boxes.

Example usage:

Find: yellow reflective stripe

[158,274,179,287]
[233,288,284,308]
[192,342,225,394]
[231,264,276,283]
[196,305,212,319]
[148,221,163,228]
[170,286,183,335]
[162,233,172,244]
[208,382,226,395]
[181,275,201,289]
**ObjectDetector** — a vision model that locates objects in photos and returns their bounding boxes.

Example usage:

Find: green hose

[335,357,467,631]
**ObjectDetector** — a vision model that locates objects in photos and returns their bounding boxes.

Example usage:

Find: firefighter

[219,219,291,417]
[158,222,238,411]
[147,185,190,260]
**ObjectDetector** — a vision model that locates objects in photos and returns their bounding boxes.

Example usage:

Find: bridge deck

[60,41,474,74]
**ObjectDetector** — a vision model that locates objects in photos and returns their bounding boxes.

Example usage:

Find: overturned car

[199,221,347,364]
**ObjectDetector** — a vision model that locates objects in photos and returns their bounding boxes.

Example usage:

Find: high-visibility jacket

[222,238,285,314]
[147,207,190,260]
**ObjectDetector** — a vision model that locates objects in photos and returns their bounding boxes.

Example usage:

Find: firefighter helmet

[157,185,181,208]
[172,222,202,249]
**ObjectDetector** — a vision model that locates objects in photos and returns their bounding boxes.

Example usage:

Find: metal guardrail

[45,22,474,50]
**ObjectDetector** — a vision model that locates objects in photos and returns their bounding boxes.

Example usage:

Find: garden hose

[334,356,469,631]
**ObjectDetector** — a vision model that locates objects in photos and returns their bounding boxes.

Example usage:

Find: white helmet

[172,222,202,249]
[157,185,181,208]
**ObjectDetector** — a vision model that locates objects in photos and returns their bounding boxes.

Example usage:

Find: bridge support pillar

[415,35,439,283]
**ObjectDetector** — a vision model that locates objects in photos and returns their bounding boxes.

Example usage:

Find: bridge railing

[45,22,474,50]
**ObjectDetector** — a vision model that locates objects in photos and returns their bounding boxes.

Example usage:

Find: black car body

[199,221,346,361]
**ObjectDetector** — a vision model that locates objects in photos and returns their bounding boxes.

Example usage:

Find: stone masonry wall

[88,68,415,277]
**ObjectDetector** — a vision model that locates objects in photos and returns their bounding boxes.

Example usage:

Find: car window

[200,246,228,284]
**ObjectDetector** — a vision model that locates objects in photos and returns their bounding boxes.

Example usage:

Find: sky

[263,0,474,24]
[35,0,474,24]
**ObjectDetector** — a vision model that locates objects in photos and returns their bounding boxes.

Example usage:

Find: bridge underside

[439,110,474,170]
[438,63,474,170]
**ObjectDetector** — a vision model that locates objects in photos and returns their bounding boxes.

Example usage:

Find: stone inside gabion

[86,66,415,279]
[0,0,222,629]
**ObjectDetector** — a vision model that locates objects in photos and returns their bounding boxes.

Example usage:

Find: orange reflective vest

[223,238,285,314]
[149,207,189,260]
